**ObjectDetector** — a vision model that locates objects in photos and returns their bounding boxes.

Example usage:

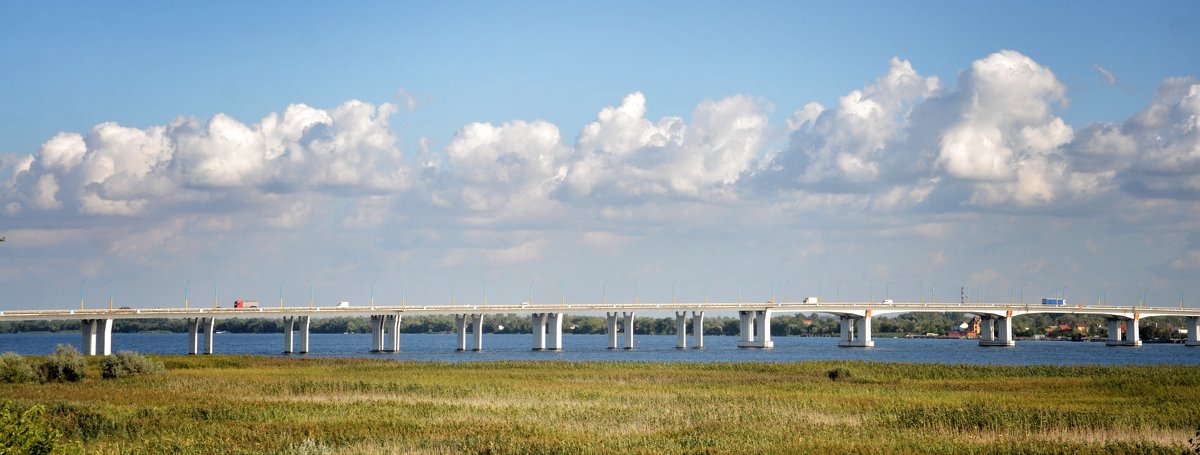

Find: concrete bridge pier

[471,314,485,351]
[738,310,773,348]
[1106,318,1141,346]
[81,318,113,356]
[692,311,705,349]
[370,315,386,352]
[382,314,401,353]
[675,312,688,349]
[455,315,468,351]
[606,313,619,349]
[547,313,563,351]
[298,316,311,354]
[1187,317,1200,347]
[738,311,755,345]
[531,313,548,350]
[202,318,215,354]
[283,316,295,354]
[187,318,200,355]
[622,312,636,349]
[837,314,873,347]
[1180,319,1200,348]
[979,314,1015,347]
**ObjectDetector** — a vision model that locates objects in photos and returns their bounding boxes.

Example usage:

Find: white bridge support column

[187,318,200,355]
[837,312,873,348]
[283,316,295,354]
[1106,317,1142,347]
[738,310,773,348]
[202,318,215,354]
[82,319,114,356]
[370,315,387,353]
[471,314,485,351]
[692,311,705,349]
[606,313,619,350]
[81,319,97,356]
[675,312,687,349]
[738,311,755,345]
[387,315,401,353]
[979,314,1015,347]
[1187,317,1200,347]
[531,313,548,351]
[622,312,635,350]
[298,316,311,354]
[548,313,564,351]
[455,314,468,351]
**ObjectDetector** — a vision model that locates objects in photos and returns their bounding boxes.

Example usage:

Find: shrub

[0,352,37,384]
[101,352,166,379]
[827,366,853,382]
[38,344,87,383]
[0,403,60,454]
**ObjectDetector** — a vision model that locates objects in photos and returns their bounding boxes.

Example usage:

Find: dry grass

[0,356,1197,454]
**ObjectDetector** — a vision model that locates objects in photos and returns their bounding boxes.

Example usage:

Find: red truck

[233,300,259,309]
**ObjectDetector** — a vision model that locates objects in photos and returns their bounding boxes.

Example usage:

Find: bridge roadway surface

[3,301,1198,321]
[4,301,1199,355]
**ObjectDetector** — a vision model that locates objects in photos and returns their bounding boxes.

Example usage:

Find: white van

[882,299,894,304]
[336,301,350,308]
[803,297,819,304]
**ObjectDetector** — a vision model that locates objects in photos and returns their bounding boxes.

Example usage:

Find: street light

[528,280,535,306]
[279,280,285,309]
[80,280,86,310]
[602,280,609,305]
[107,281,113,311]
[185,280,191,309]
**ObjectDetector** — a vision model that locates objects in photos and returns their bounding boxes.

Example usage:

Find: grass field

[2,356,1199,454]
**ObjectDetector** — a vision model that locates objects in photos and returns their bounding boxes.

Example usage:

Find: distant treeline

[0,313,1188,339]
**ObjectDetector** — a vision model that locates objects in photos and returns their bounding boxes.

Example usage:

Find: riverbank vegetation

[0,356,1196,453]
[1,313,1190,341]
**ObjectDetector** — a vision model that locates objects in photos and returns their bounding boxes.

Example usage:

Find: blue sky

[2,2,1199,310]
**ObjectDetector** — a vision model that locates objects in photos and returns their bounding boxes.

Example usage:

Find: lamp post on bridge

[184,280,190,309]
[602,280,609,306]
[80,280,86,310]
[527,280,534,306]
[279,280,286,309]
[370,279,377,308]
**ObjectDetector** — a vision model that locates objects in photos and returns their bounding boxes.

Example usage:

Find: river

[2,332,1198,365]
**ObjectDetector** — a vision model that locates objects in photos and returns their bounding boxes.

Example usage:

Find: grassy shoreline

[2,356,1198,453]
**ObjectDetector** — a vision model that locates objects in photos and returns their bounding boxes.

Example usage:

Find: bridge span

[2,301,1198,355]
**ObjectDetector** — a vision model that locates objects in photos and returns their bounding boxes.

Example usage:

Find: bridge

[2,301,1198,355]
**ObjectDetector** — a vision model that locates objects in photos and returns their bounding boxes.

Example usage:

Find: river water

[2,332,1197,365]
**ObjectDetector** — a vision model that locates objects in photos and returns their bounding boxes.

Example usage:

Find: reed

[0,356,1195,454]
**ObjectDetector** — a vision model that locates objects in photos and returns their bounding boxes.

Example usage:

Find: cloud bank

[3,50,1199,273]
